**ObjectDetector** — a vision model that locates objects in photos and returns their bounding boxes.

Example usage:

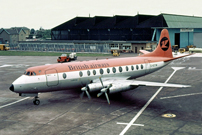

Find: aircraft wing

[130,80,190,88]
[92,76,130,83]
[92,77,190,88]
[84,77,190,104]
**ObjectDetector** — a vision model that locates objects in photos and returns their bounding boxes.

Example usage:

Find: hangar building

[152,14,202,48]
[19,14,191,53]
[51,13,202,50]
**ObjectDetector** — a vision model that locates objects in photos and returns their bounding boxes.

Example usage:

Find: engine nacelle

[108,84,138,94]
[87,82,111,92]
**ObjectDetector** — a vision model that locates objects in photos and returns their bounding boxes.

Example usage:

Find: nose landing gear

[33,96,40,105]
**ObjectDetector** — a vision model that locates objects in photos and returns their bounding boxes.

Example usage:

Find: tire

[33,99,40,105]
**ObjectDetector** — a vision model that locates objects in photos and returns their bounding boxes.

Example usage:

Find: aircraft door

[144,59,150,74]
[45,69,59,87]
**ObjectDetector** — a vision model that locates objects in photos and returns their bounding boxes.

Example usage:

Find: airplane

[9,29,192,105]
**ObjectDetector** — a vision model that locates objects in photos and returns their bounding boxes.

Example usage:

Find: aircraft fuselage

[10,56,169,94]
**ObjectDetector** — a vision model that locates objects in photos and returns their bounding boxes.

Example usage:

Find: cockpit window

[24,71,36,76]
[26,72,30,76]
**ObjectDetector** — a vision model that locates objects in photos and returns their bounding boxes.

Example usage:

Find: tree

[36,29,51,39]
[30,29,35,35]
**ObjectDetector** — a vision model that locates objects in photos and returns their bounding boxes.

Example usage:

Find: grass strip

[0,51,111,56]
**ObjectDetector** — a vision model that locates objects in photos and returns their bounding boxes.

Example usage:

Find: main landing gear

[33,96,40,105]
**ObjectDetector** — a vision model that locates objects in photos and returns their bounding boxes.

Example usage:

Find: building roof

[163,14,202,28]
[0,27,26,35]
[52,13,202,30]
[52,15,157,30]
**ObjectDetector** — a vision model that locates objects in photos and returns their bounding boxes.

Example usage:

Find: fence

[9,43,110,53]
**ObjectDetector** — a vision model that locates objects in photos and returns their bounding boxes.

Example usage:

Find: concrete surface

[0,53,202,135]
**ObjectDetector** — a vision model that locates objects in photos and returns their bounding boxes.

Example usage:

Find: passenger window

[126,66,129,71]
[33,72,36,75]
[131,66,134,71]
[136,65,139,70]
[112,67,116,73]
[87,70,91,76]
[30,72,33,76]
[100,69,104,75]
[107,68,110,74]
[119,67,122,72]
[63,73,67,79]
[79,71,83,77]
[93,70,96,75]
[141,64,144,69]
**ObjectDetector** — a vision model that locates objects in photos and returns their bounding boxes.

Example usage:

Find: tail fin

[140,29,173,58]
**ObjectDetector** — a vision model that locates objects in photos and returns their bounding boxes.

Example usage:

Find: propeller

[80,86,91,100]
[97,77,112,104]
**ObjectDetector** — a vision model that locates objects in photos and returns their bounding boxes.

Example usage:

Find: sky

[0,0,201,30]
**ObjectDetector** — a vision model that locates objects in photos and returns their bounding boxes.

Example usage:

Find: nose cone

[9,84,14,92]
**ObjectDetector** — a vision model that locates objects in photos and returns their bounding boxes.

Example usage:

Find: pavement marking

[119,67,185,135]
[0,97,30,109]
[161,113,176,118]
[0,64,29,68]
[0,65,13,68]
[188,67,202,70]
[160,92,202,99]
[117,122,144,126]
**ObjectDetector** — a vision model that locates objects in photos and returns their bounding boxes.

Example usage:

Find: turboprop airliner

[9,29,191,105]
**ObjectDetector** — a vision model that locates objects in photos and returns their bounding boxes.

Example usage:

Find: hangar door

[194,33,202,48]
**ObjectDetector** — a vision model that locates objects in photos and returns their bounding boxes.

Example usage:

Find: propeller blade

[105,92,110,104]
[81,87,91,100]
[97,84,112,104]
[85,90,91,99]
[99,77,104,87]
[97,92,103,97]
[80,92,84,99]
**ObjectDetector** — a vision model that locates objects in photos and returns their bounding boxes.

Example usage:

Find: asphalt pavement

[0,53,202,135]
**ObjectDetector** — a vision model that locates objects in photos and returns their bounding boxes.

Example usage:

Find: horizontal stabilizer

[139,50,150,54]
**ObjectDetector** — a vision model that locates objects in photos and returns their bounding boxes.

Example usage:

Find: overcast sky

[0,0,201,30]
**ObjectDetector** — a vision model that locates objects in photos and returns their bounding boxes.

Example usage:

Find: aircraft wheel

[33,99,40,105]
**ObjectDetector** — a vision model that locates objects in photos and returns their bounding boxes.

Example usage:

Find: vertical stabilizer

[139,29,173,58]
